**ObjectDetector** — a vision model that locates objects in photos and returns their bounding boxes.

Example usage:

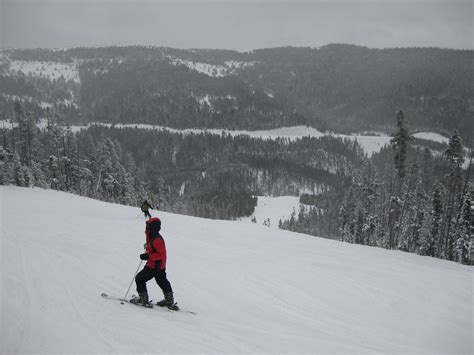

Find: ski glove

[140,253,149,260]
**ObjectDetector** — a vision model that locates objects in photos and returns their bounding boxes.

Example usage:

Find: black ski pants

[135,265,173,295]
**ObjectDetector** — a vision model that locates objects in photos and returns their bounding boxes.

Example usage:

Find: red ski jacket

[145,218,167,270]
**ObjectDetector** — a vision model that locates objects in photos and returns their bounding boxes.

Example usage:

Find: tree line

[1,102,152,206]
[1,102,365,220]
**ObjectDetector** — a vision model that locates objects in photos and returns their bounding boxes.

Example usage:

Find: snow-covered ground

[8,60,80,83]
[413,132,450,144]
[1,186,472,354]
[240,196,306,227]
[168,57,256,77]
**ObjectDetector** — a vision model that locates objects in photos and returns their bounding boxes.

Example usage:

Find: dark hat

[146,217,161,233]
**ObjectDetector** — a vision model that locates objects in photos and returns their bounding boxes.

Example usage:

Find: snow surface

[1,186,472,354]
[413,132,450,144]
[8,60,80,83]
[168,57,255,77]
[240,196,307,227]
[0,94,53,110]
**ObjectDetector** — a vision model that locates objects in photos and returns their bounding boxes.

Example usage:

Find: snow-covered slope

[1,187,472,353]
[8,60,80,83]
[168,57,255,77]
[240,196,307,227]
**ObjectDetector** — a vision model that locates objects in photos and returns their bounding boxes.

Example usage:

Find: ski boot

[156,292,178,310]
[130,292,149,306]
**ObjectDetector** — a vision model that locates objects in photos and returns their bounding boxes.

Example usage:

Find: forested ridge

[1,45,472,135]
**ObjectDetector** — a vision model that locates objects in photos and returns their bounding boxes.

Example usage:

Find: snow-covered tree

[453,186,471,264]
[442,130,465,259]
[420,183,444,257]
[391,110,411,180]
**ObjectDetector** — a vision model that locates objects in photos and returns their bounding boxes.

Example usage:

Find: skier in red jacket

[130,217,176,308]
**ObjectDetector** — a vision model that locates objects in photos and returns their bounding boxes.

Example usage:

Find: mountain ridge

[1,44,472,136]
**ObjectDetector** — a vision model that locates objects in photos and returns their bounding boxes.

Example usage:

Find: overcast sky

[1,0,473,51]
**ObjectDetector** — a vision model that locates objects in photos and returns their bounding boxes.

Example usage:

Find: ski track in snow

[1,186,472,353]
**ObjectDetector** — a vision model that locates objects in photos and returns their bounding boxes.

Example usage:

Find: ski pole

[123,259,143,300]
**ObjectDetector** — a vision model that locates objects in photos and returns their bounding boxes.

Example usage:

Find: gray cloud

[1,0,473,50]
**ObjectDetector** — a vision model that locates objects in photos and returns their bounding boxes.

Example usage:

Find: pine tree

[420,182,443,257]
[396,161,419,250]
[453,188,471,264]
[31,161,46,188]
[442,130,465,259]
[0,148,15,185]
[13,154,26,187]
[339,186,356,242]
[390,110,411,180]
[354,207,365,244]
[389,110,413,249]
[14,102,27,166]
[407,169,427,252]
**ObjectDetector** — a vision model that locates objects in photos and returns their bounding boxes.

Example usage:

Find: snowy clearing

[168,57,255,77]
[413,132,450,144]
[8,60,80,83]
[240,196,310,227]
[1,186,472,354]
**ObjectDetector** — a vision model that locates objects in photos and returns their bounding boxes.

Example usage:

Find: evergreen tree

[396,161,419,250]
[442,130,465,259]
[354,207,365,244]
[420,183,443,257]
[0,148,15,185]
[13,154,26,187]
[407,169,427,252]
[389,110,412,249]
[31,161,46,188]
[48,155,60,190]
[339,186,356,242]
[390,110,411,180]
[453,185,471,264]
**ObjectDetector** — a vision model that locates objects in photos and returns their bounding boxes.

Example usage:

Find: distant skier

[130,217,177,309]
[140,200,153,218]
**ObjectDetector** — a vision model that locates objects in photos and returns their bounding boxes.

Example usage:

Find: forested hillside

[280,111,472,265]
[0,102,365,219]
[1,45,472,135]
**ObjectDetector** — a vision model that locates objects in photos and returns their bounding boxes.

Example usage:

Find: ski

[100,293,197,315]
[101,292,153,308]
[154,302,197,315]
